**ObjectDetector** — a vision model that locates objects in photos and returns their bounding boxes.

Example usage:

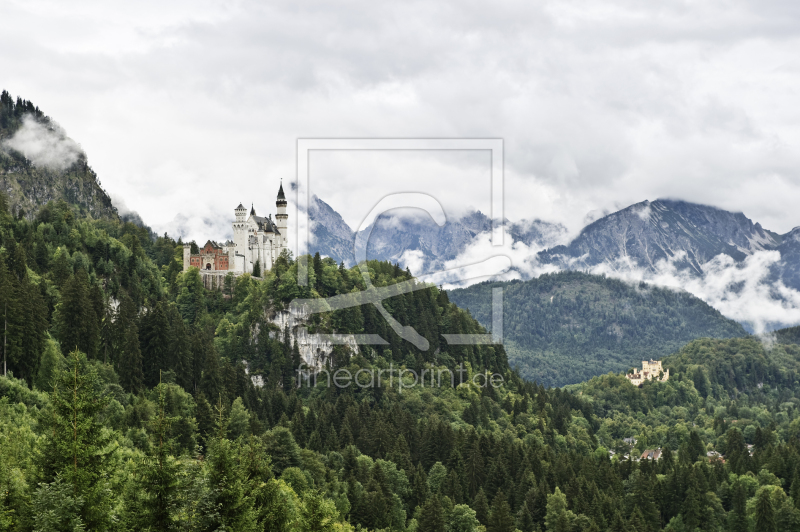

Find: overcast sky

[3,0,800,243]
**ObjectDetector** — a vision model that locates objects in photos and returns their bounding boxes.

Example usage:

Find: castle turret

[275,181,288,248]
[232,203,248,271]
[235,203,247,223]
[182,243,192,271]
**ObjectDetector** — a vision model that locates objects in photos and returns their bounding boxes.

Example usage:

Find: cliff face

[0,90,118,220]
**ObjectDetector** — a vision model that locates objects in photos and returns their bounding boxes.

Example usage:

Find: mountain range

[309,195,800,331]
[309,194,568,271]
[311,195,799,284]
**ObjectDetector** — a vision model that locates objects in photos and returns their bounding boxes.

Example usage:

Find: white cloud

[586,250,800,333]
[2,0,800,242]
[439,223,800,332]
[427,226,560,288]
[2,116,83,171]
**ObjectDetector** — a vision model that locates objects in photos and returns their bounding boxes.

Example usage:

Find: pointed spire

[277,180,286,200]
[250,203,255,216]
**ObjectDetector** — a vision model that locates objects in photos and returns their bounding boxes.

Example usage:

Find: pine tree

[0,256,12,378]
[201,348,223,404]
[125,381,180,530]
[473,488,490,525]
[34,338,62,392]
[755,488,777,532]
[682,473,703,531]
[195,392,215,448]
[728,479,748,532]
[177,268,205,324]
[50,247,72,288]
[488,490,515,532]
[40,349,114,529]
[55,270,99,358]
[203,398,258,531]
[140,301,171,388]
[545,487,576,532]
[418,494,446,532]
[264,427,301,476]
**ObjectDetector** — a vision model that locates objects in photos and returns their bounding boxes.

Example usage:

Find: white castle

[183,182,288,275]
[626,359,669,387]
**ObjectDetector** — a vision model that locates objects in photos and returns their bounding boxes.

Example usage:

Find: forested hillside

[2,191,800,530]
[567,335,800,530]
[0,91,117,220]
[448,272,747,386]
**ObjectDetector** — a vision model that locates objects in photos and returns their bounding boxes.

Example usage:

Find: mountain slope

[0,90,117,220]
[308,195,356,265]
[448,271,747,386]
[308,196,567,271]
[537,199,780,274]
[771,226,800,292]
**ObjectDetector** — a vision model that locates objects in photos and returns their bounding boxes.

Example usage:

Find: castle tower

[235,203,247,223]
[182,243,192,271]
[275,181,288,250]
[232,203,248,272]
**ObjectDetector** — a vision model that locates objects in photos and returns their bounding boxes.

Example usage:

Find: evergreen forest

[2,93,800,532]
[448,274,747,387]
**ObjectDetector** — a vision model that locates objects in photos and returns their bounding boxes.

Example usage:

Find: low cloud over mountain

[310,196,800,332]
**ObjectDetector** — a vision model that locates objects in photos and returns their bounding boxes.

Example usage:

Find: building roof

[250,204,256,215]
[236,203,245,210]
[640,449,662,460]
[252,215,274,232]
[277,181,286,200]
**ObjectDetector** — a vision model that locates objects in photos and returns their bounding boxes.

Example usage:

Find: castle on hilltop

[183,182,288,275]
[626,359,669,387]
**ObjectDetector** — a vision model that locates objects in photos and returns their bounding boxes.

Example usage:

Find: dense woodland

[2,190,800,531]
[448,274,747,387]
[3,85,800,530]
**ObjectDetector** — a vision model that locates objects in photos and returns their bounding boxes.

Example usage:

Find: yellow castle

[626,359,669,386]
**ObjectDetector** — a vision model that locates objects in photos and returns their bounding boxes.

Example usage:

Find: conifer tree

[119,324,144,394]
[203,398,258,531]
[140,301,171,388]
[488,490,516,532]
[0,256,11,378]
[682,473,703,531]
[473,488,490,525]
[35,337,62,392]
[755,488,777,532]
[200,348,223,402]
[55,270,99,358]
[728,479,748,532]
[264,427,301,476]
[50,247,72,288]
[544,487,576,532]
[418,494,446,532]
[177,268,205,324]
[124,381,180,530]
[40,349,114,529]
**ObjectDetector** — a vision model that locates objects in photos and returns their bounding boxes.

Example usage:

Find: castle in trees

[183,182,288,276]
[626,359,669,387]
